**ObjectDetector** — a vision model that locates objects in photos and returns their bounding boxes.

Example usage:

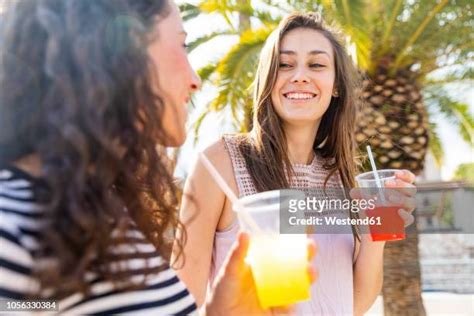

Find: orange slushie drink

[235,190,311,309]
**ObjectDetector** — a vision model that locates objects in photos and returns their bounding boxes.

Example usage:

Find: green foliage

[424,84,474,146]
[183,0,473,164]
[197,64,218,83]
[179,3,201,22]
[209,27,271,123]
[318,0,474,77]
[427,122,444,166]
[186,30,237,53]
[426,67,474,85]
[453,163,474,183]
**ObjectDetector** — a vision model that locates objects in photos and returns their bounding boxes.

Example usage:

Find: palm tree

[181,1,473,315]
[314,3,473,315]
[179,0,284,138]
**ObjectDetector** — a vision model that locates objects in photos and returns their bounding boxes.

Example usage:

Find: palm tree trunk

[383,220,426,316]
[356,65,427,315]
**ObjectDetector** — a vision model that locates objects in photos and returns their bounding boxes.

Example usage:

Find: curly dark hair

[0,0,186,297]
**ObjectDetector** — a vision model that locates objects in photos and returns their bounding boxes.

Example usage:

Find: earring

[333,89,339,97]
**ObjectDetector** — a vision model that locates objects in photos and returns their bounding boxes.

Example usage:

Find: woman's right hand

[204,232,317,316]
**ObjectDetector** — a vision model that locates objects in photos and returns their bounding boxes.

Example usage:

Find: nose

[190,68,202,92]
[291,66,310,83]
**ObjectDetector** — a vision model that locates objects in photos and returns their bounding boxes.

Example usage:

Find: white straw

[366,145,386,204]
[199,153,262,233]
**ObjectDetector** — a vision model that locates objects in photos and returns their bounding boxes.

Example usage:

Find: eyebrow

[280,49,330,57]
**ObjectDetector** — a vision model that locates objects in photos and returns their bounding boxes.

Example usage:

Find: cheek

[169,49,189,78]
[152,45,188,88]
[270,88,279,107]
[270,75,285,105]
[320,72,336,93]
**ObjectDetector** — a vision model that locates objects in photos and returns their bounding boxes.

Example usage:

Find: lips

[283,91,318,100]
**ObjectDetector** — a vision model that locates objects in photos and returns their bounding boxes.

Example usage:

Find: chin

[283,115,321,125]
[164,136,186,147]
[160,129,187,147]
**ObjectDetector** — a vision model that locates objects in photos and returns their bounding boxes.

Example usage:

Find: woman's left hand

[384,169,417,227]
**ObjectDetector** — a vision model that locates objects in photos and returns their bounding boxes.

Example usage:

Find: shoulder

[202,134,247,175]
[0,167,38,300]
[199,138,235,187]
[61,258,197,314]
[204,137,229,159]
[207,133,247,155]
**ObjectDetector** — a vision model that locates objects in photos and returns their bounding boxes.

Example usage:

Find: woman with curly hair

[0,0,315,314]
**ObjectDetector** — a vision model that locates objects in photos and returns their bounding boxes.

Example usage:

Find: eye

[279,63,292,68]
[310,63,325,68]
[183,43,190,52]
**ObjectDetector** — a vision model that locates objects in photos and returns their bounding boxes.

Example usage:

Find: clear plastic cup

[234,190,311,309]
[355,170,405,242]
[355,169,398,187]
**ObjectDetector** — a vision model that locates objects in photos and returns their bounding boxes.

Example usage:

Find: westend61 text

[289,216,382,226]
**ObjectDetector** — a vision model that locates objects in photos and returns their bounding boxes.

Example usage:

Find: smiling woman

[0,0,281,315]
[272,29,336,127]
[175,12,362,314]
[177,11,419,316]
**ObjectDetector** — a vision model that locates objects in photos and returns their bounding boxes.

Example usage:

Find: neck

[13,154,42,178]
[283,121,320,165]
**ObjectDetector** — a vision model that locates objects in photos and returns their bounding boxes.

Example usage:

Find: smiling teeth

[285,93,315,100]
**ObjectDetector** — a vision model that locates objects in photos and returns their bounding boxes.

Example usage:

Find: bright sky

[174,1,473,181]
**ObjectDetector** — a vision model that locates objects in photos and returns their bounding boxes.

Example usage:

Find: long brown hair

[238,12,362,241]
[0,0,186,297]
[239,12,361,192]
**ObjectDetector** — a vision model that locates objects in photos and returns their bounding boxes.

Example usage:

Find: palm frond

[179,3,200,22]
[198,0,235,29]
[452,104,474,147]
[284,0,321,12]
[198,0,229,13]
[349,27,372,71]
[197,0,254,30]
[253,10,283,27]
[425,67,474,85]
[424,85,474,146]
[323,0,368,32]
[427,121,444,166]
[210,27,271,126]
[193,107,212,144]
[187,30,237,53]
[197,64,218,83]
[392,0,449,70]
[380,0,404,51]
[319,0,373,70]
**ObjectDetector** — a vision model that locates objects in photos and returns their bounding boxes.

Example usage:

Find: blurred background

[175,1,473,315]
[0,0,471,314]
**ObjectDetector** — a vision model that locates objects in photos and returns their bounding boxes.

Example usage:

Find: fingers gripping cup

[355,169,405,241]
[234,190,311,309]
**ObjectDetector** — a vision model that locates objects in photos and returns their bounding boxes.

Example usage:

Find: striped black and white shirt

[0,166,197,315]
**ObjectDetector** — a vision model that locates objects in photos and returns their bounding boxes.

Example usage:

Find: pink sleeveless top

[209,134,354,315]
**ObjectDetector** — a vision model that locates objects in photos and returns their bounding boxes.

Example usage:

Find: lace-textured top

[208,134,355,315]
